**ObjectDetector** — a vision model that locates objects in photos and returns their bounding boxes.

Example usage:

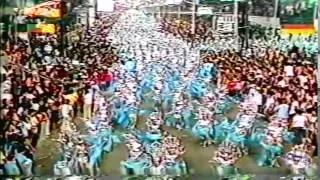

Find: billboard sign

[198,7,213,15]
[165,0,184,5]
[216,14,235,33]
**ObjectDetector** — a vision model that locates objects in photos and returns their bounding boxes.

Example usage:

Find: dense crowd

[279,0,317,16]
[250,0,275,17]
[0,14,119,177]
[160,15,318,176]
[0,6,318,179]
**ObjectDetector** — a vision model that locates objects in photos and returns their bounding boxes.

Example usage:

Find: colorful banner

[36,23,56,34]
[23,0,67,19]
[281,24,316,36]
[27,23,56,34]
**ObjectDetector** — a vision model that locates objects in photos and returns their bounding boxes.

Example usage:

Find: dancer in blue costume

[164,89,188,129]
[164,110,178,128]
[249,126,266,149]
[225,111,255,147]
[198,63,217,80]
[214,117,237,142]
[188,79,208,99]
[168,69,182,89]
[192,120,214,147]
[256,138,284,167]
[15,150,33,176]
[181,102,196,130]
[99,128,121,152]
[86,123,121,176]
[116,104,137,129]
[88,143,103,176]
[210,141,242,178]
[121,134,153,175]
[226,128,251,150]
[161,82,174,111]
[121,51,137,76]
[121,155,152,175]
[136,75,154,105]
[192,108,215,147]
[214,96,237,114]
[4,156,21,176]
[143,117,164,144]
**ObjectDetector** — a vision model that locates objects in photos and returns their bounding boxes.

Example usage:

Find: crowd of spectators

[250,0,275,17]
[279,0,316,16]
[161,16,318,174]
[0,14,119,177]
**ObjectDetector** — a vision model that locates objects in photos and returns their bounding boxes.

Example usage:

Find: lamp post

[191,0,196,35]
[245,0,249,48]
[234,0,239,52]
[273,0,279,36]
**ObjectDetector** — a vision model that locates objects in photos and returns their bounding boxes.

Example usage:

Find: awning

[23,0,67,19]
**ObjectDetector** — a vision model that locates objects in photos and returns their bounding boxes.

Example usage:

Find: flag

[281,24,316,36]
[28,23,57,34]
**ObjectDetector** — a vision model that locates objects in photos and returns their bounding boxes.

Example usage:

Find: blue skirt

[116,110,135,129]
[89,146,104,166]
[121,160,151,175]
[227,133,248,146]
[182,110,196,129]
[165,161,188,176]
[141,132,163,144]
[256,145,284,167]
[5,162,20,176]
[192,124,214,140]
[214,121,236,142]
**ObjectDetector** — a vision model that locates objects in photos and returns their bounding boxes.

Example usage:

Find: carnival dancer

[283,144,315,176]
[256,137,284,167]
[209,141,242,178]
[192,107,215,147]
